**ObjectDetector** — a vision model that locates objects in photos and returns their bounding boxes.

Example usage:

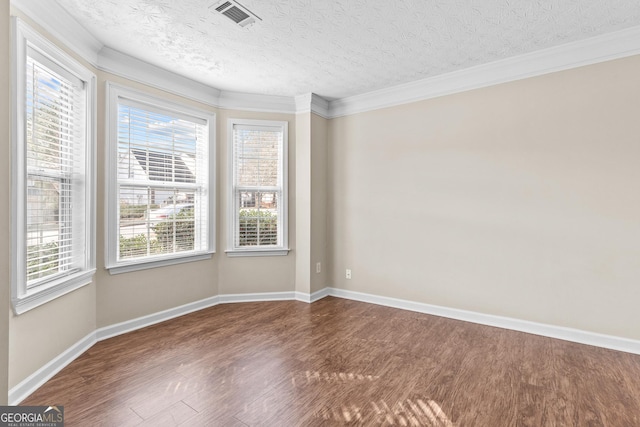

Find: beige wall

[295,112,328,295]
[310,114,328,293]
[1,0,11,404]
[295,113,311,294]
[328,55,640,340]
[9,285,96,388]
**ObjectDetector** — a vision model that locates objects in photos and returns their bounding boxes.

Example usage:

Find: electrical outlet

[345,269,352,279]
[316,262,321,274]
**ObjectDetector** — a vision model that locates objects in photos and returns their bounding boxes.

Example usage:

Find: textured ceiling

[55,0,640,100]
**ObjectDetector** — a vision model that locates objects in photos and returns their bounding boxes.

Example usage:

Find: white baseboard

[95,295,221,341]
[295,288,331,303]
[96,291,299,343]
[8,331,96,405]
[326,287,640,356]
[219,291,295,304]
[310,287,331,302]
[11,286,640,405]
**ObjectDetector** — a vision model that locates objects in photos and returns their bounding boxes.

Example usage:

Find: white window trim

[105,82,216,274]
[10,18,97,315]
[226,118,289,257]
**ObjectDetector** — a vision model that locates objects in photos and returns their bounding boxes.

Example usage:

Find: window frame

[10,18,97,314]
[105,82,216,274]
[226,118,289,257]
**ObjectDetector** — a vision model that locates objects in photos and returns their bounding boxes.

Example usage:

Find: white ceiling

[54,0,640,100]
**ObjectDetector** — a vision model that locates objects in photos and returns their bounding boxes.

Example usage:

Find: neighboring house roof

[130,149,195,183]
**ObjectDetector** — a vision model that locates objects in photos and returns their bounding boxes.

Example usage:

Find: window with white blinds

[11,18,96,314]
[106,84,215,272]
[228,119,288,255]
[25,51,84,286]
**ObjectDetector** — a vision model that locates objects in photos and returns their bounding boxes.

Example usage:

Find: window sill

[225,248,290,257]
[106,252,213,275]
[12,269,96,315]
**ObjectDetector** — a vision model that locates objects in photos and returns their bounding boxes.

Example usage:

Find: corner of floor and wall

[4,0,640,406]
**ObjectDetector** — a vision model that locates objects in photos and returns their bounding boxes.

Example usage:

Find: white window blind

[11,18,96,314]
[113,95,211,265]
[25,49,86,288]
[230,121,288,253]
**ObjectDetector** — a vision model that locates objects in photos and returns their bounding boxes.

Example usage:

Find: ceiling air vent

[211,0,261,28]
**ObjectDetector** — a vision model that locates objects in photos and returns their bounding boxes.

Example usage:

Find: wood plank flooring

[21,297,640,426]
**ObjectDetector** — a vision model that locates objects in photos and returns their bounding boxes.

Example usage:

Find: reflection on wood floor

[21,297,640,426]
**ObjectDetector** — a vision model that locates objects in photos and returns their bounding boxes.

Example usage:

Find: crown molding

[10,0,102,66]
[101,48,299,113]
[218,90,296,114]
[328,25,640,118]
[98,47,222,108]
[295,93,330,118]
[311,94,331,119]
[9,1,640,119]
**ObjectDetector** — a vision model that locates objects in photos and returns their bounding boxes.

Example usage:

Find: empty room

[1,0,640,425]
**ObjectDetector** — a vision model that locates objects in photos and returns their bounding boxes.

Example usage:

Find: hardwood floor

[21,297,640,426]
